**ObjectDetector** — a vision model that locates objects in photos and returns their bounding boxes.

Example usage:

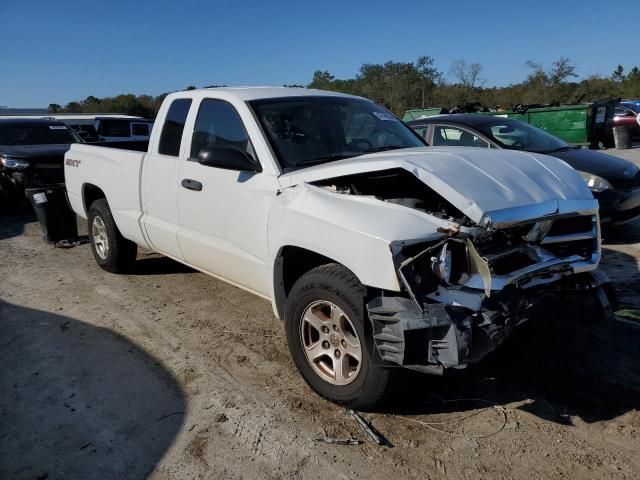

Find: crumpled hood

[278,146,594,224]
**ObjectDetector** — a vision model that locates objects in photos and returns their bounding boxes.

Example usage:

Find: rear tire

[88,199,137,273]
[284,263,391,409]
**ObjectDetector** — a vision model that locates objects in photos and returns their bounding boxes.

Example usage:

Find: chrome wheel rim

[300,300,362,386]
[92,216,109,260]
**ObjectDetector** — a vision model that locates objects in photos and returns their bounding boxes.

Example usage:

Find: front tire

[88,199,137,273]
[284,263,391,409]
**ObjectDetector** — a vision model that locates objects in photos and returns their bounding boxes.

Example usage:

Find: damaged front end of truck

[368,200,612,374]
[287,150,615,375]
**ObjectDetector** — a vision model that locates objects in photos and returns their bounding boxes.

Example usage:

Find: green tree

[65,101,83,113]
[416,56,440,107]
[53,58,640,121]
[308,70,336,90]
[612,65,625,82]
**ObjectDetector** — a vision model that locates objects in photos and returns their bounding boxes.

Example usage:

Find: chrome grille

[480,214,598,276]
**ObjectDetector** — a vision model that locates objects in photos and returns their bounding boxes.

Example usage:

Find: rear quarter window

[159,99,192,156]
[132,123,150,136]
[98,119,130,137]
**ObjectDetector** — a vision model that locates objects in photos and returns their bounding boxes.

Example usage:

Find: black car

[407,114,640,226]
[0,118,82,202]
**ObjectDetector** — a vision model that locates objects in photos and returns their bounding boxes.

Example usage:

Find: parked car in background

[0,114,154,144]
[93,117,154,143]
[65,87,612,408]
[621,100,640,113]
[0,118,82,201]
[613,103,640,138]
[407,115,640,226]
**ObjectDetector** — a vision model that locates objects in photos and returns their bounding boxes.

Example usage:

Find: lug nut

[322,341,330,349]
[333,324,339,332]
[321,326,329,333]
[334,349,341,358]
[341,339,347,348]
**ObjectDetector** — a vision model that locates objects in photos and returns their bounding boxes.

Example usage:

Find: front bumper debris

[367,271,614,373]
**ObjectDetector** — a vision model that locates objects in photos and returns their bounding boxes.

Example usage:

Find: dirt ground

[2,151,640,479]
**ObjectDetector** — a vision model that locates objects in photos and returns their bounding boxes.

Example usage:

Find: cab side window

[159,99,192,156]
[432,125,489,148]
[190,99,254,159]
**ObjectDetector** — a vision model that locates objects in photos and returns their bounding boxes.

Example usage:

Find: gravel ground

[1,149,640,479]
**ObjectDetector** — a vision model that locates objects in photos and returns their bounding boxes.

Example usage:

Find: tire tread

[88,199,137,273]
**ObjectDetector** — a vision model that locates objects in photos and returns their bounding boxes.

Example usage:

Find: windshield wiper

[545,146,578,153]
[361,145,404,154]
[294,154,356,167]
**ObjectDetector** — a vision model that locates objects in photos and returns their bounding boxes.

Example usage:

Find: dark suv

[0,118,81,202]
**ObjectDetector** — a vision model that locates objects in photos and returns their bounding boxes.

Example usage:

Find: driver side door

[176,98,276,296]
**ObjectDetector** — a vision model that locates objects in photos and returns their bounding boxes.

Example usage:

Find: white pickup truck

[65,87,611,408]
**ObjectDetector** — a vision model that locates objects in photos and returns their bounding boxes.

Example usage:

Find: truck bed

[65,143,149,248]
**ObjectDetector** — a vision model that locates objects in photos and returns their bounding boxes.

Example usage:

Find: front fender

[268,184,447,292]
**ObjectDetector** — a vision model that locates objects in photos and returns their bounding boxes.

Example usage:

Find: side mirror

[197,146,262,173]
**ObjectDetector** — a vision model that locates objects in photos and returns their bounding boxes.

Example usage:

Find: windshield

[249,96,425,171]
[622,102,640,113]
[474,120,570,154]
[0,122,80,146]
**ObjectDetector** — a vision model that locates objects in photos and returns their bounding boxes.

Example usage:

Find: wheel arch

[82,183,107,217]
[273,245,384,320]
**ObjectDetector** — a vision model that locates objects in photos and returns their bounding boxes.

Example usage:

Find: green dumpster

[480,100,617,148]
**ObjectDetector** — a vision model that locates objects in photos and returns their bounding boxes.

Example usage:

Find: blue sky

[2,0,638,107]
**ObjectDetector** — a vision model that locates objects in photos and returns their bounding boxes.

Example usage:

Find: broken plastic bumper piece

[366,271,613,372]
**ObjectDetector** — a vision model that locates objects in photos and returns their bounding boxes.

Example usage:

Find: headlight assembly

[578,171,613,192]
[0,156,30,170]
[431,242,452,284]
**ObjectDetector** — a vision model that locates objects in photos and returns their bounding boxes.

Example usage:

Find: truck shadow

[601,219,640,246]
[0,206,36,241]
[386,317,640,425]
[0,301,185,480]
[128,254,196,275]
[599,247,640,308]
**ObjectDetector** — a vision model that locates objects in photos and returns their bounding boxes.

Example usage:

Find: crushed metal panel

[269,183,445,293]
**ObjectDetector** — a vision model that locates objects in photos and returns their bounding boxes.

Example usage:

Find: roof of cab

[176,86,365,102]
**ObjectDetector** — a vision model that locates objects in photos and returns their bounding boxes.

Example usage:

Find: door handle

[181,178,203,191]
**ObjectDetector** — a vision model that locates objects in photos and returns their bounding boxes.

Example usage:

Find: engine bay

[311,168,474,226]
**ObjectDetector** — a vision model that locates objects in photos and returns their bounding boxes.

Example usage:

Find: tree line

[48,58,640,118]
